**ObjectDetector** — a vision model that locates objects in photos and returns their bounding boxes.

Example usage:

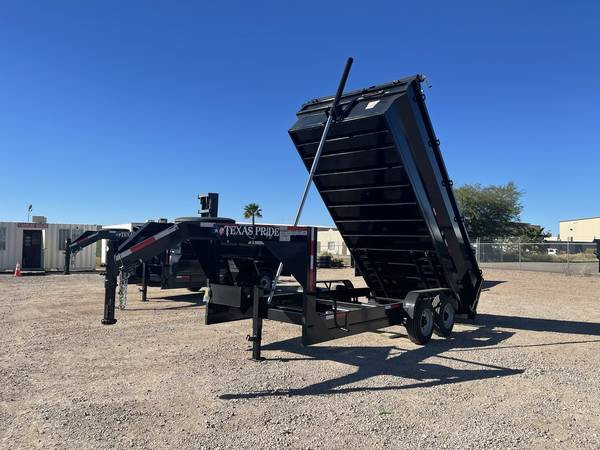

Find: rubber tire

[433,296,456,337]
[405,300,434,345]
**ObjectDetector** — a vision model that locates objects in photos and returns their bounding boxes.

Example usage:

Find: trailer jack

[249,286,264,361]
[101,241,118,325]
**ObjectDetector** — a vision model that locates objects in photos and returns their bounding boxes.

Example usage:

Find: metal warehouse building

[0,217,99,272]
[559,217,600,242]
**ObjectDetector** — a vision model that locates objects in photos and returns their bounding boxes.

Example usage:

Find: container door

[22,230,42,269]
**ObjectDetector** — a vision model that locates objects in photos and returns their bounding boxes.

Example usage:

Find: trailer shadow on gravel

[481,279,506,291]
[473,314,600,338]
[124,293,205,311]
[220,324,524,400]
[220,311,600,400]
[148,293,205,303]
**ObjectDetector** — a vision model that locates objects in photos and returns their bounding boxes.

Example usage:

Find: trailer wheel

[433,296,455,337]
[405,300,434,345]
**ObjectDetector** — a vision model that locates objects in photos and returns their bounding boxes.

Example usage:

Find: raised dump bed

[289,75,482,316]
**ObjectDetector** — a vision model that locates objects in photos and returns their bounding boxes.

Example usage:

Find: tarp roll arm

[267,57,354,304]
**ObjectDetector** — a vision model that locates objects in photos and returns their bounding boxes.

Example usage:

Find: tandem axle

[206,279,462,361]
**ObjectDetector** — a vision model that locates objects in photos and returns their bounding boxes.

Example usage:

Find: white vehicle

[547,248,559,256]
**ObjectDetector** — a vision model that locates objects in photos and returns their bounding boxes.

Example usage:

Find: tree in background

[454,182,523,240]
[243,203,263,226]
[510,223,552,242]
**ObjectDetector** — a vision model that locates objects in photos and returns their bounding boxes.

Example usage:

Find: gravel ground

[1,268,600,449]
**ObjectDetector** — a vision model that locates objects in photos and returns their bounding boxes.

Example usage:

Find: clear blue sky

[1,1,599,235]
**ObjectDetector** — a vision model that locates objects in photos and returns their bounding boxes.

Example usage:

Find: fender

[402,288,453,318]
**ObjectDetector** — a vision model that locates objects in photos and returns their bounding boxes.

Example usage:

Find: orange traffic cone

[14,262,22,277]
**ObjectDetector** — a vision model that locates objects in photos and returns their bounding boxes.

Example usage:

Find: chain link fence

[317,237,599,275]
[474,240,599,275]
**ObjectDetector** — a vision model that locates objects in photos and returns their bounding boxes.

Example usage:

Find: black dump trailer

[79,73,482,361]
[189,75,482,360]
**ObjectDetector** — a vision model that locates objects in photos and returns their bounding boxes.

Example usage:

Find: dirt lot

[1,269,600,449]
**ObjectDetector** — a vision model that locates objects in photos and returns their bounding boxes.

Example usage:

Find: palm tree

[243,203,263,226]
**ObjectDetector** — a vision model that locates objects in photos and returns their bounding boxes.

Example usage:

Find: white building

[317,228,349,256]
[559,217,600,242]
[0,217,99,272]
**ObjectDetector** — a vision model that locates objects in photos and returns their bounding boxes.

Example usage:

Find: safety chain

[117,270,130,310]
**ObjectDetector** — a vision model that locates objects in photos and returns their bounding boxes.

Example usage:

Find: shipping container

[0,220,99,272]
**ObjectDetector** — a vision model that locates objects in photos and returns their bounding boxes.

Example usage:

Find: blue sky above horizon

[1,1,599,235]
